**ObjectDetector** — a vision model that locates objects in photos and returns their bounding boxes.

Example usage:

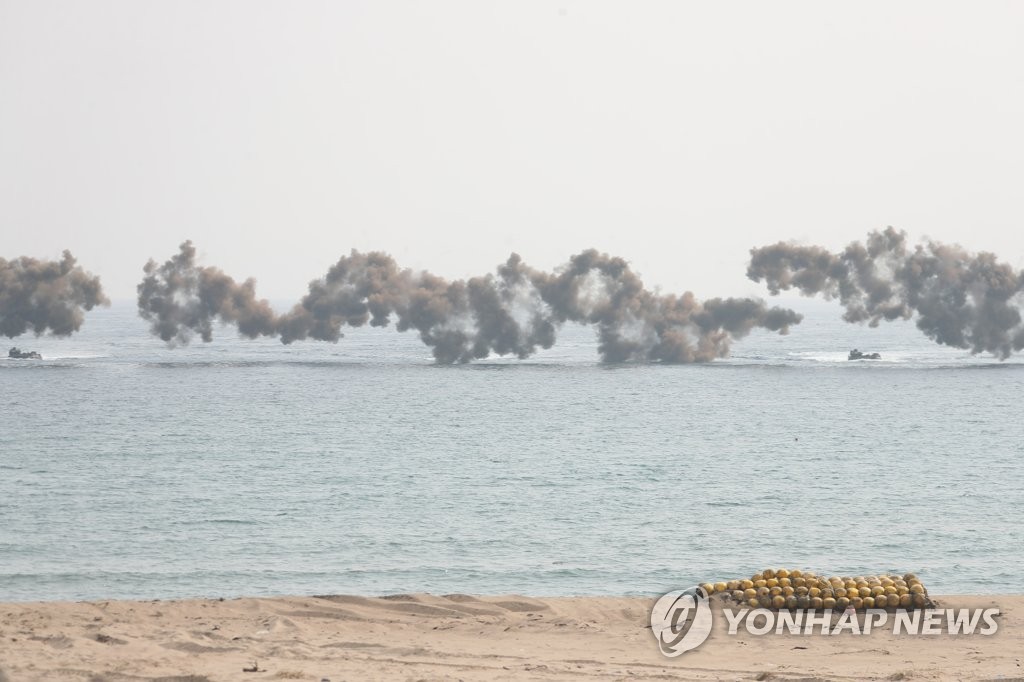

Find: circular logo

[650,586,713,656]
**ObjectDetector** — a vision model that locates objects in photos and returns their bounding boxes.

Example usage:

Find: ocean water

[1,300,1022,602]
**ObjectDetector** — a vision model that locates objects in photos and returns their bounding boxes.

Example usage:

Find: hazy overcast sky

[2,1,1022,301]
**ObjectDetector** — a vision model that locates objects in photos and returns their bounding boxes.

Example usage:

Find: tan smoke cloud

[0,251,108,338]
[748,227,1024,358]
[139,242,802,363]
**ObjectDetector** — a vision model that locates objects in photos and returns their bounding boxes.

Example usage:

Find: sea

[1,299,1022,602]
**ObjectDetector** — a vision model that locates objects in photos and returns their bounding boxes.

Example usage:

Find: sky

[2,1,1023,302]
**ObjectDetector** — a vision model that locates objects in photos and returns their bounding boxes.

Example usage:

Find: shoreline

[0,593,1018,681]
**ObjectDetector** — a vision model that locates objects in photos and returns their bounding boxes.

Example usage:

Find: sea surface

[2,300,1022,602]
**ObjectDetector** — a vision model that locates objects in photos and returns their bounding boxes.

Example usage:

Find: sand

[0,594,1019,681]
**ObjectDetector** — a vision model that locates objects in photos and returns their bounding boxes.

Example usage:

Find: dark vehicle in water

[848,349,881,360]
[8,347,43,360]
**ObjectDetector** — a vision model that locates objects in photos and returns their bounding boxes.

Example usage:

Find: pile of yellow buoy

[700,569,933,610]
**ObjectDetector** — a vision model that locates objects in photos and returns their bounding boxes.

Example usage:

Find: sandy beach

[0,594,1018,681]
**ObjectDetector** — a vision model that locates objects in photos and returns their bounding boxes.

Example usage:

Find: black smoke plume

[0,251,107,338]
[137,241,277,344]
[748,227,1024,358]
[139,242,802,363]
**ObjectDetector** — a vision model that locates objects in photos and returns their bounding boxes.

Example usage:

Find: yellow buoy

[699,568,931,614]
